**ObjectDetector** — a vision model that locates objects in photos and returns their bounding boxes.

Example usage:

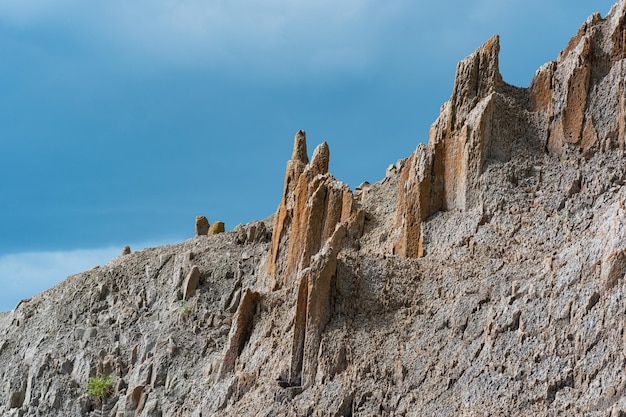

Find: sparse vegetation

[178,300,192,319]
[85,374,113,403]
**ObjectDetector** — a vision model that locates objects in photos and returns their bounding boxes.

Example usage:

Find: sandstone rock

[226,288,242,314]
[151,353,169,388]
[269,134,364,288]
[395,4,626,257]
[290,224,346,387]
[530,2,626,156]
[268,131,310,279]
[602,249,626,289]
[248,221,269,243]
[394,36,503,257]
[171,251,193,287]
[182,266,200,300]
[195,216,210,236]
[6,371,26,408]
[141,397,162,417]
[126,384,145,412]
[210,221,225,235]
[394,145,432,258]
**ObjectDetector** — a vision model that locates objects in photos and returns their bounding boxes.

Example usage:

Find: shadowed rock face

[219,288,259,377]
[2,2,626,417]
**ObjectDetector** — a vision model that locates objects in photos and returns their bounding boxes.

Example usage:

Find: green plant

[178,300,192,319]
[85,374,113,403]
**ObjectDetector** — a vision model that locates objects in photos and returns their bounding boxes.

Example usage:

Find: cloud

[0,0,410,76]
[0,241,168,312]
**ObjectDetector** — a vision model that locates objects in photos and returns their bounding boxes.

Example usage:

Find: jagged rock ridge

[395,0,626,258]
[1,2,625,416]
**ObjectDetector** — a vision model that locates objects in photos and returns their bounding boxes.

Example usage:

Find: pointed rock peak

[309,141,330,175]
[451,34,502,119]
[478,34,500,55]
[608,0,626,21]
[292,130,309,164]
[607,0,626,60]
[479,34,501,67]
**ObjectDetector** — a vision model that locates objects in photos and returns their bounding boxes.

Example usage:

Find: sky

[0,0,619,311]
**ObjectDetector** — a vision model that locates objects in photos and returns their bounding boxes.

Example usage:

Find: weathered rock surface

[195,216,210,236]
[1,2,626,416]
[210,222,225,235]
[182,265,200,300]
[235,220,271,245]
[220,288,259,378]
[268,130,309,280]
[531,1,626,156]
[395,1,626,258]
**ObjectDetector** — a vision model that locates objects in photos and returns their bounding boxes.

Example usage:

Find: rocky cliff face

[394,0,626,258]
[1,2,626,416]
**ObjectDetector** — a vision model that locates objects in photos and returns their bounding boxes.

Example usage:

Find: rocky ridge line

[394,1,626,258]
[0,2,625,416]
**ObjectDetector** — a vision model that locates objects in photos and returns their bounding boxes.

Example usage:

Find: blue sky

[0,0,619,311]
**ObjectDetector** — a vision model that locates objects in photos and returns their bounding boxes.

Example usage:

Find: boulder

[195,216,210,236]
[182,266,200,300]
[210,222,225,235]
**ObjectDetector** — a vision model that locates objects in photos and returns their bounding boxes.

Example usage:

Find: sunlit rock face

[395,1,626,258]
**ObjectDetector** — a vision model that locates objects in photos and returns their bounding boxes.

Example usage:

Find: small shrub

[85,374,113,403]
[178,300,192,319]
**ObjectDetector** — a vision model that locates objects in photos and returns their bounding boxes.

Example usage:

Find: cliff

[394,0,626,258]
[1,2,625,416]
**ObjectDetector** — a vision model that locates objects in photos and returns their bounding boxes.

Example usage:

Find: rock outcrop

[531,1,626,156]
[268,132,364,289]
[182,265,200,300]
[264,132,364,389]
[234,220,270,245]
[394,34,508,257]
[195,215,210,236]
[395,1,626,257]
[219,288,259,377]
[268,130,309,281]
[210,221,225,235]
[289,224,346,388]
